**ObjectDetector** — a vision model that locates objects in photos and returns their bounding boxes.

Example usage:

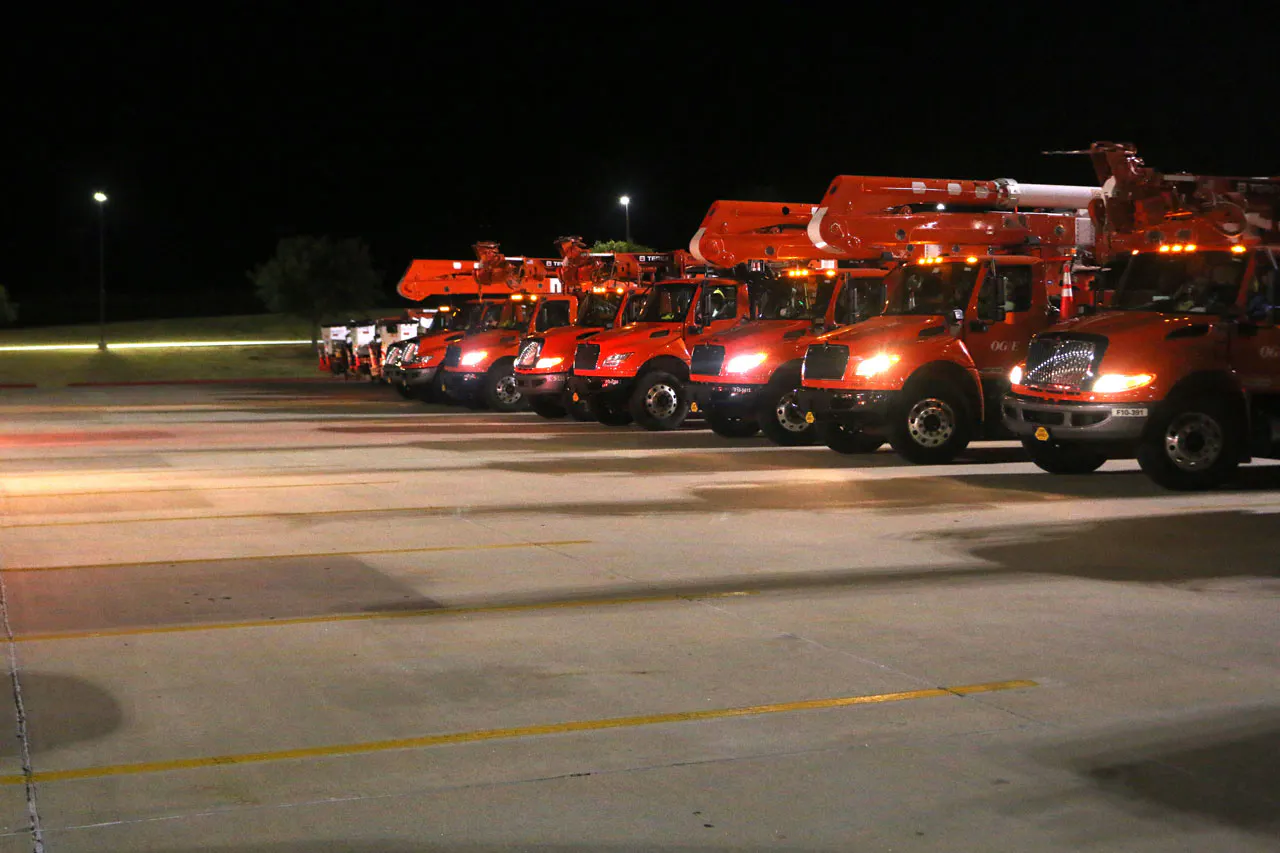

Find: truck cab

[569,277,749,429]
[799,253,1067,461]
[1004,243,1280,488]
[687,266,886,443]
[515,286,648,419]
[441,293,579,411]
[397,300,499,401]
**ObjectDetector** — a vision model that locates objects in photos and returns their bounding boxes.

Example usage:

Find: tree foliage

[590,239,656,254]
[249,236,383,341]
[0,286,17,326]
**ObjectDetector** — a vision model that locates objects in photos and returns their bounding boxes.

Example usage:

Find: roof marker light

[965,256,978,264]
[1158,245,1172,253]
[1231,244,1247,254]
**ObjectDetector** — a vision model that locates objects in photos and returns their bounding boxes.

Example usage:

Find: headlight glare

[854,353,901,377]
[460,350,488,366]
[535,356,563,369]
[1009,364,1023,385]
[724,352,768,373]
[1091,373,1154,393]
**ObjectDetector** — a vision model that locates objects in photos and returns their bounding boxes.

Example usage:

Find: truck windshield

[1112,251,1248,314]
[883,263,980,316]
[834,276,888,324]
[577,293,623,327]
[637,283,698,323]
[495,302,537,330]
[750,278,834,320]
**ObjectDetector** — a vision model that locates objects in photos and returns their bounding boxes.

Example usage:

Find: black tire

[566,393,594,422]
[821,422,884,454]
[887,378,972,464]
[1136,396,1240,490]
[530,397,567,419]
[394,381,412,399]
[629,370,690,431]
[708,414,759,439]
[1021,438,1106,474]
[587,396,633,426]
[758,383,818,446]
[481,361,525,413]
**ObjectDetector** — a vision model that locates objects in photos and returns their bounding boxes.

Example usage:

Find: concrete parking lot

[0,380,1276,852]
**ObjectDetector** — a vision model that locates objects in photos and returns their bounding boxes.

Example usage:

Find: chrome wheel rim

[774,391,810,433]
[495,375,521,406]
[906,397,955,448]
[645,383,679,419]
[1164,412,1223,471]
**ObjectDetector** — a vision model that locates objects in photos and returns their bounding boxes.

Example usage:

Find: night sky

[6,5,1278,324]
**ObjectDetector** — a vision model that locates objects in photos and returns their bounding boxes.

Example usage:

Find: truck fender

[905,361,984,427]
[1155,370,1251,461]
[637,355,689,382]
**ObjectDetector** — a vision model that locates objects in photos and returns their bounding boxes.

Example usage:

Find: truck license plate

[1111,408,1148,418]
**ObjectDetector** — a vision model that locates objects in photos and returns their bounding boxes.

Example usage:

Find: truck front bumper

[567,374,635,404]
[1001,392,1149,442]
[515,372,568,397]
[796,387,895,426]
[401,365,439,387]
[687,381,766,417]
[442,370,485,400]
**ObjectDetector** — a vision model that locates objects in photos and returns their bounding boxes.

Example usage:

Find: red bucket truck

[797,173,1100,462]
[1003,142,1280,489]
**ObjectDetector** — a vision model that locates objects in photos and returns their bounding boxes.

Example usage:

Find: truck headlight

[1009,364,1023,385]
[602,352,633,368]
[854,353,901,377]
[460,350,488,366]
[1091,373,1154,393]
[724,352,768,373]
[535,356,563,369]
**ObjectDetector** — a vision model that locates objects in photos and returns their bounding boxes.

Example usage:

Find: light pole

[93,191,108,350]
[619,195,631,245]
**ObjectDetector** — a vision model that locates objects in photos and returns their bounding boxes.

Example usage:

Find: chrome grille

[443,344,462,368]
[516,339,542,368]
[804,344,849,381]
[1024,336,1098,389]
[574,343,600,371]
[690,345,725,377]
[399,342,417,364]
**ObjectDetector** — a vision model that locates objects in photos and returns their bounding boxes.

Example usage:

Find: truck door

[964,262,1041,375]
[691,281,741,339]
[1231,252,1280,453]
[533,296,577,333]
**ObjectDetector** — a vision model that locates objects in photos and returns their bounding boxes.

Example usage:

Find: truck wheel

[587,396,633,426]
[629,370,689,431]
[482,363,525,413]
[1136,397,1239,490]
[530,397,567,419]
[566,394,594,421]
[888,379,971,464]
[708,414,759,439]
[1021,438,1106,474]
[394,382,411,399]
[821,422,883,454]
[759,386,817,446]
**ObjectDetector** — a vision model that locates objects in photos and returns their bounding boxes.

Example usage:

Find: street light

[93,192,108,350]
[619,195,631,244]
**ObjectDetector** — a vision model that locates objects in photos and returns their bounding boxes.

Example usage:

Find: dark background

[4,5,1278,325]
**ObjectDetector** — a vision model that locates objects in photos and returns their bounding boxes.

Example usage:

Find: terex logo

[990,340,1020,352]
[1260,345,1280,359]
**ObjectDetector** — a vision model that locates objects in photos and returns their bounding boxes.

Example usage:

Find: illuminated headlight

[460,350,488,366]
[1009,364,1023,385]
[854,353,901,377]
[535,356,563,369]
[1091,373,1153,393]
[602,352,633,368]
[725,352,768,373]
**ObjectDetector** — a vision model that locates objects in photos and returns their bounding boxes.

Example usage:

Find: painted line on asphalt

[0,679,1037,785]
[0,505,451,529]
[1,480,397,499]
[0,540,592,574]
[13,591,760,643]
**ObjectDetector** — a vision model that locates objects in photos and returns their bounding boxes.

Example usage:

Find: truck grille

[516,339,543,368]
[690,345,726,377]
[1024,335,1102,390]
[804,344,850,381]
[443,344,462,368]
[574,343,600,371]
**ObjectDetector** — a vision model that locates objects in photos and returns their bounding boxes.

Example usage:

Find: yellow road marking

[0,679,1036,785]
[0,540,592,573]
[0,505,450,529]
[1,480,396,499]
[13,591,760,643]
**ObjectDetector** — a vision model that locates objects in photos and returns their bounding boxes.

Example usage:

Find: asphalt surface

[0,380,1277,852]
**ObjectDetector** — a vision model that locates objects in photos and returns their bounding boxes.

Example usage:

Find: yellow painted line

[0,679,1036,785]
[0,505,451,529]
[1,480,396,499]
[13,591,760,643]
[0,540,592,574]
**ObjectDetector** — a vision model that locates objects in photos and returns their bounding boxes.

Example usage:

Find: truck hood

[1048,310,1216,338]
[455,328,524,349]
[812,314,946,348]
[587,322,684,354]
[703,320,814,352]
